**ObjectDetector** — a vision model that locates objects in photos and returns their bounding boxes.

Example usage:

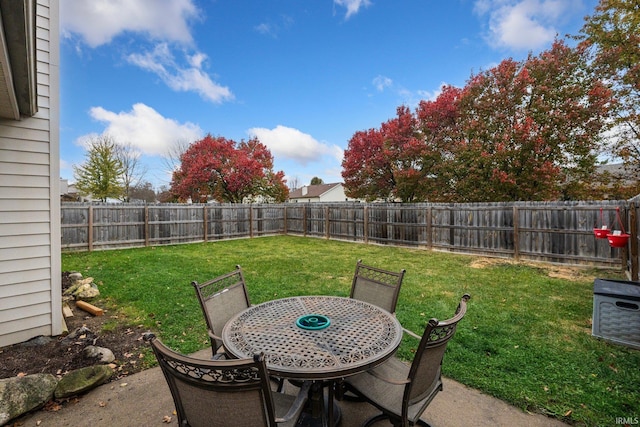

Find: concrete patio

[12,349,569,427]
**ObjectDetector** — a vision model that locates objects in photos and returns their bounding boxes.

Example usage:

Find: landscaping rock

[62,276,87,296]
[54,365,114,399]
[20,335,52,347]
[61,325,94,344]
[74,282,100,300]
[0,373,57,426]
[83,345,115,363]
[68,271,83,281]
[63,274,100,300]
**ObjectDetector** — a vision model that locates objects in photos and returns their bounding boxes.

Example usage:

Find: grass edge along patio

[61,235,639,426]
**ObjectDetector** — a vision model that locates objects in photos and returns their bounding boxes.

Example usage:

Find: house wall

[321,185,350,202]
[0,0,60,347]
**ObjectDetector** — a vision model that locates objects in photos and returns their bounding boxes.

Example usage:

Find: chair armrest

[275,380,311,423]
[208,329,222,341]
[402,327,422,340]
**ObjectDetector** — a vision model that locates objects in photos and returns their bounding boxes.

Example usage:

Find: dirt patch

[468,257,597,282]
[0,272,150,381]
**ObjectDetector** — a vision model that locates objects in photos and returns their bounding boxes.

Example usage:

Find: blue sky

[59,0,598,191]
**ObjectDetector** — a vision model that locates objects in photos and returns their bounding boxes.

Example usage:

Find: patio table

[222,295,403,427]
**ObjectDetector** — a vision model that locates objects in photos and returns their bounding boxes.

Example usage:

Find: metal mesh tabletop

[222,296,403,380]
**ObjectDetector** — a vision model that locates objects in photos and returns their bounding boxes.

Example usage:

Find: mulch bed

[0,272,149,381]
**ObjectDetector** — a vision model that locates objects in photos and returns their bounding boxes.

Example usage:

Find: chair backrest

[192,265,251,353]
[404,294,470,411]
[146,333,277,427]
[349,259,406,314]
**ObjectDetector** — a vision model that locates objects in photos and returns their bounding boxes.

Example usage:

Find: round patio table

[222,296,403,427]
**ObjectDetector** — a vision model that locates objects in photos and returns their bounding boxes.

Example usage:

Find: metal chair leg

[363,413,432,427]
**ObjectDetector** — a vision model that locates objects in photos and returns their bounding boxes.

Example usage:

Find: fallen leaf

[44,401,62,412]
[36,420,42,426]
[564,410,572,417]
[17,372,26,378]
[162,415,172,423]
[138,353,145,359]
[608,364,618,373]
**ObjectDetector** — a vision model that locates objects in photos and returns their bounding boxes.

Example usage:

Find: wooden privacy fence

[61,200,639,278]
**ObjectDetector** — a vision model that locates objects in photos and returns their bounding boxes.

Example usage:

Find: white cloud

[247,125,343,165]
[127,44,234,103]
[334,0,372,19]
[474,0,583,50]
[255,23,274,36]
[373,75,393,92]
[255,15,294,38]
[84,103,203,157]
[61,1,232,103]
[418,82,451,102]
[60,0,199,48]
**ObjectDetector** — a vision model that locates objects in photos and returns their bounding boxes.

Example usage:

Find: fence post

[426,207,432,249]
[144,205,149,247]
[203,205,208,242]
[87,205,93,252]
[620,204,629,274]
[303,205,308,237]
[325,206,330,239]
[364,205,369,243]
[513,206,520,261]
[283,205,288,235]
[629,202,638,280]
[249,205,254,238]
[449,208,455,249]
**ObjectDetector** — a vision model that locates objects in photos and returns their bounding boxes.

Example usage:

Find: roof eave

[0,0,38,119]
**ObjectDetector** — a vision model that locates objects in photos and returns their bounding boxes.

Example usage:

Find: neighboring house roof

[288,183,342,200]
[0,0,38,119]
[596,163,637,179]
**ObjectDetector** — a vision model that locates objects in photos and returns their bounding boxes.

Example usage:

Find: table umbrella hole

[296,314,331,330]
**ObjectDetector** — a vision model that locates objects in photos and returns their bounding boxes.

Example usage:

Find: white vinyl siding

[0,0,60,347]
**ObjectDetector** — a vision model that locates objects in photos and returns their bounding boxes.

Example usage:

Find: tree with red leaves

[578,0,640,179]
[341,127,394,201]
[170,135,288,203]
[450,40,612,201]
[342,40,613,202]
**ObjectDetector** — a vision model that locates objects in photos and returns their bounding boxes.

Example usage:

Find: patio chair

[144,333,310,427]
[350,259,406,314]
[342,294,470,427]
[192,265,251,360]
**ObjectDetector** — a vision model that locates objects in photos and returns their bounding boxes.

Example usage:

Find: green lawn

[62,235,640,426]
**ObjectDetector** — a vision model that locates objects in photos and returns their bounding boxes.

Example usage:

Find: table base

[296,397,341,427]
[295,382,341,427]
